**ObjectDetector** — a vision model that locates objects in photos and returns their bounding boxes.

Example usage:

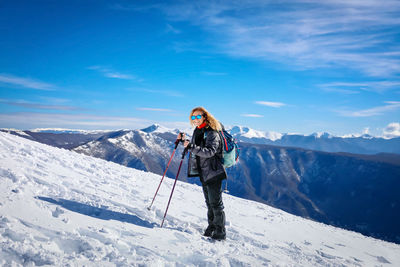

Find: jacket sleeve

[189,131,220,158]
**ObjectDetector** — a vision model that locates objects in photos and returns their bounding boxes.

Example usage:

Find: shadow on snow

[36,196,156,229]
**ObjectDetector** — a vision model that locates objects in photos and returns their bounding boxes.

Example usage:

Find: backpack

[204,127,239,168]
[218,129,239,168]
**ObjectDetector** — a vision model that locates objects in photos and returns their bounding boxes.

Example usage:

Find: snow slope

[0,132,399,266]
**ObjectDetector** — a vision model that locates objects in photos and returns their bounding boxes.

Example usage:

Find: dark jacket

[187,126,227,184]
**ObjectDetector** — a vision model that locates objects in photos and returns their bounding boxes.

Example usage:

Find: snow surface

[140,124,194,139]
[1,132,399,266]
[0,129,32,138]
[310,132,333,139]
[140,124,179,134]
[229,126,283,141]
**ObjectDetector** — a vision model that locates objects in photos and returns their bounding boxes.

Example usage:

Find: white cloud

[0,112,191,132]
[0,112,151,130]
[0,73,56,91]
[383,122,400,138]
[320,81,400,94]
[321,87,361,95]
[166,23,181,34]
[88,66,138,80]
[338,101,400,117]
[241,114,264,118]
[38,97,71,104]
[147,0,400,77]
[255,101,286,108]
[0,99,82,111]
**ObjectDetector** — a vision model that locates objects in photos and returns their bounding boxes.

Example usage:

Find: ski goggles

[191,114,203,120]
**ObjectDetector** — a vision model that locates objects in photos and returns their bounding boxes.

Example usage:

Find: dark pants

[202,179,225,233]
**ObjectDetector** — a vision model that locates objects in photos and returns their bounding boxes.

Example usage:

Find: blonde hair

[190,106,222,131]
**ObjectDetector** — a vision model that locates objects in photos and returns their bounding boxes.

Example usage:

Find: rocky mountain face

[2,125,400,243]
[229,142,400,243]
[72,129,189,182]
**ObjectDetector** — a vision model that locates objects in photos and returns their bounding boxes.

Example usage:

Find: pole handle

[174,132,186,148]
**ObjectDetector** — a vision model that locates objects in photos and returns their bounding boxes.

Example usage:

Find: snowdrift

[0,132,399,266]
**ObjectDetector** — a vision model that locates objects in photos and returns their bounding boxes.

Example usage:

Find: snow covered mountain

[1,132,400,266]
[3,124,400,154]
[228,126,400,155]
[68,125,400,243]
[2,125,400,244]
[232,143,400,244]
[229,126,283,141]
[0,128,107,149]
[72,128,190,183]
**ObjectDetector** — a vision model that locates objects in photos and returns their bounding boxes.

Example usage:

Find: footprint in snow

[316,250,337,260]
[52,207,64,218]
[173,232,190,243]
[377,256,391,264]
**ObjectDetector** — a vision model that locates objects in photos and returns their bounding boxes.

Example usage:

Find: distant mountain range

[229,126,400,154]
[5,124,400,155]
[0,129,106,149]
[2,125,400,243]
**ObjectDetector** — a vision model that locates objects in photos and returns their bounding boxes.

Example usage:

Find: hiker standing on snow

[178,107,227,240]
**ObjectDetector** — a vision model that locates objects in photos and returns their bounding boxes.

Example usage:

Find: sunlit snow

[1,132,399,266]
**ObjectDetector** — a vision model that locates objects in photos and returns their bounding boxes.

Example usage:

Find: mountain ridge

[4,123,399,154]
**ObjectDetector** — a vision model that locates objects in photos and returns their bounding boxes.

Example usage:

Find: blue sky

[0,0,399,137]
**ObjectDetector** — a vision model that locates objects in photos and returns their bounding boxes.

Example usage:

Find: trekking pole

[223,178,229,193]
[147,135,184,210]
[160,146,189,228]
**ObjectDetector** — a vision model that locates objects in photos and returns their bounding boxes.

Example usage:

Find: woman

[178,107,227,240]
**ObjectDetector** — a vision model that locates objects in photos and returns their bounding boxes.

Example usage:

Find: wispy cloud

[255,101,286,108]
[108,3,162,12]
[38,97,71,104]
[170,40,201,53]
[139,1,400,77]
[108,3,135,11]
[128,87,184,97]
[88,66,139,80]
[0,112,151,130]
[337,101,400,117]
[0,99,83,111]
[136,107,174,112]
[166,23,181,34]
[0,73,56,91]
[320,81,400,94]
[241,114,264,118]
[321,87,361,95]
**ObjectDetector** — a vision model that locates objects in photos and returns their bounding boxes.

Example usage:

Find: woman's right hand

[177,132,185,141]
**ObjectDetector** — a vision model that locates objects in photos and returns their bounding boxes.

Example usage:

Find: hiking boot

[203,225,215,237]
[211,227,226,240]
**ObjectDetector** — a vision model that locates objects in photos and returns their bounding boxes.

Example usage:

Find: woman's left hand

[183,140,190,148]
